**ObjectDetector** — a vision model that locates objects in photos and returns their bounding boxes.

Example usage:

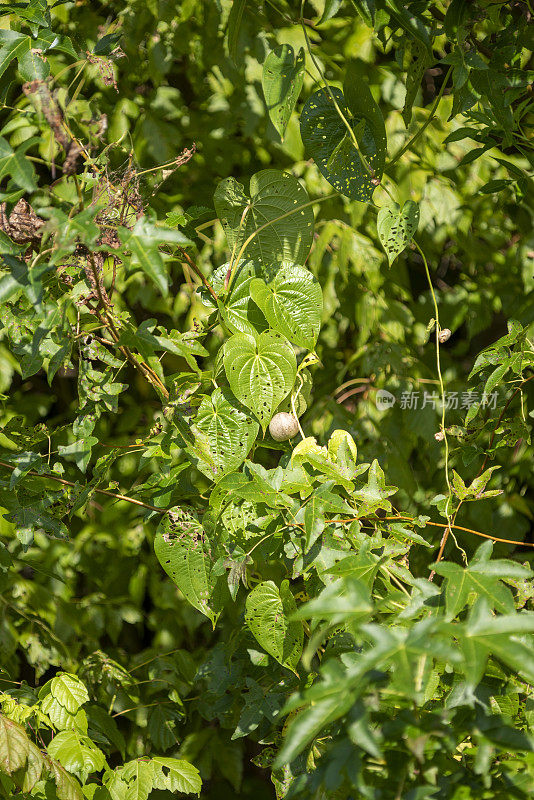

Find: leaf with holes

[223,330,297,432]
[245,580,303,673]
[154,509,221,625]
[192,388,259,481]
[199,260,267,336]
[300,67,386,202]
[249,264,322,350]
[377,201,419,265]
[152,757,202,795]
[262,45,305,141]
[47,731,106,784]
[214,169,314,269]
[402,40,431,126]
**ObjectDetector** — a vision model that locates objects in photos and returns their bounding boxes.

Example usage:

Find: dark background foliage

[0,1,533,798]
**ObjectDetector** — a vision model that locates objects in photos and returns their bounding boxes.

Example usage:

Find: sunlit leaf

[223,330,297,431]
[262,45,305,141]
[245,580,303,672]
[377,201,419,265]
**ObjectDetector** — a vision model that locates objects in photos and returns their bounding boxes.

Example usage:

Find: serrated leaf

[152,757,202,795]
[47,730,106,783]
[250,264,323,349]
[192,387,259,481]
[214,169,314,269]
[154,509,221,625]
[262,45,305,141]
[377,201,419,265]
[245,580,303,672]
[300,67,386,201]
[0,29,50,81]
[121,760,154,800]
[223,330,297,432]
[48,759,85,800]
[50,674,89,715]
[0,715,30,774]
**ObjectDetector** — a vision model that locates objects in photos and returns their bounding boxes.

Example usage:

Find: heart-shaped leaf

[214,169,314,269]
[300,67,386,202]
[262,45,305,141]
[154,509,221,625]
[249,264,323,350]
[223,330,297,431]
[199,260,267,336]
[245,580,303,673]
[193,388,259,481]
[377,201,420,265]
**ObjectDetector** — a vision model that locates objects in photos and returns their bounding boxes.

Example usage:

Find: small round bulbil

[269,412,299,442]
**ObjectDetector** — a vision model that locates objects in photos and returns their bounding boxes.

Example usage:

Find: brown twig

[0,461,165,513]
[84,252,169,399]
[433,372,534,567]
[326,514,534,548]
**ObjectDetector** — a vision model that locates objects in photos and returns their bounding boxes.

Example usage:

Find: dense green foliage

[0,1,533,798]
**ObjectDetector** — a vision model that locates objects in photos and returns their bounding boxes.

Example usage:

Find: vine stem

[0,461,164,514]
[434,371,534,566]
[386,66,453,169]
[326,514,534,548]
[413,241,457,571]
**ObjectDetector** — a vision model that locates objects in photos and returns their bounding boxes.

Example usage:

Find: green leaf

[0,135,37,193]
[377,201,419,265]
[152,757,202,795]
[47,731,106,783]
[120,760,154,800]
[352,459,397,513]
[317,0,343,24]
[291,577,372,621]
[227,0,247,64]
[48,759,85,800]
[154,509,221,625]
[119,217,192,296]
[193,387,259,481]
[300,67,386,202]
[262,45,305,141]
[214,169,314,270]
[432,541,519,620]
[200,260,267,336]
[223,330,297,432]
[0,715,30,774]
[0,30,49,81]
[402,40,431,126]
[349,0,375,26]
[250,264,323,349]
[245,580,303,672]
[50,674,89,715]
[484,362,508,395]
